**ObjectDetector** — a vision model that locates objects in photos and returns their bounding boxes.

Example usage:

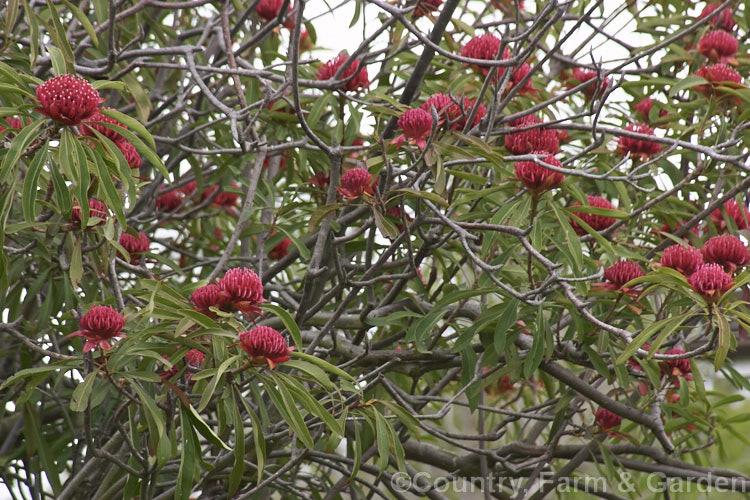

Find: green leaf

[390,188,448,207]
[615,312,690,365]
[44,0,75,73]
[0,119,44,183]
[715,308,731,370]
[308,203,344,232]
[290,351,357,383]
[276,226,310,260]
[229,391,246,495]
[182,399,231,450]
[70,237,83,288]
[60,0,99,47]
[197,356,238,412]
[262,374,315,448]
[282,359,336,392]
[373,207,400,239]
[70,370,98,412]
[373,410,390,477]
[260,303,302,349]
[176,406,199,500]
[22,145,47,223]
[100,108,156,149]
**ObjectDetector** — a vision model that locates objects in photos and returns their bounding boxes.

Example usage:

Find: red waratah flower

[116,140,142,169]
[392,108,433,149]
[68,305,126,353]
[688,263,734,302]
[337,167,375,200]
[299,29,314,52]
[420,93,486,131]
[514,152,565,194]
[35,74,101,126]
[595,408,622,431]
[694,64,743,97]
[701,234,750,272]
[386,206,413,232]
[191,284,231,315]
[660,245,703,275]
[508,62,535,94]
[218,267,265,317]
[662,348,692,379]
[71,199,109,226]
[156,187,183,212]
[185,348,206,369]
[0,117,25,133]
[80,109,126,143]
[633,98,668,123]
[119,232,150,264]
[504,115,560,155]
[699,3,736,31]
[617,123,661,159]
[238,326,294,369]
[567,68,610,100]
[181,181,198,196]
[599,260,645,292]
[414,0,442,17]
[309,172,330,192]
[256,0,294,28]
[460,34,509,77]
[710,199,749,231]
[202,183,240,215]
[698,30,738,64]
[568,196,617,235]
[269,237,292,260]
[318,54,369,92]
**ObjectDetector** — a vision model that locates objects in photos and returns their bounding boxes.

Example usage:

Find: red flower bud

[318,54,369,92]
[568,196,616,235]
[71,199,109,226]
[269,237,292,260]
[116,140,142,169]
[119,232,150,263]
[688,263,734,302]
[218,267,265,317]
[698,30,738,64]
[67,305,126,352]
[80,109,126,143]
[699,3,736,31]
[514,152,565,194]
[238,326,294,369]
[156,187,184,212]
[701,234,750,272]
[392,108,433,149]
[35,74,101,126]
[694,64,743,98]
[191,284,231,315]
[617,123,661,158]
[660,245,703,276]
[603,260,645,290]
[420,93,486,131]
[567,68,609,100]
[595,408,622,431]
[662,348,691,379]
[413,0,442,17]
[337,167,375,200]
[504,115,559,155]
[710,199,749,231]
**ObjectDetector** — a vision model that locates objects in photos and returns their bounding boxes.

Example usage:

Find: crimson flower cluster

[513,152,564,194]
[191,267,265,318]
[698,30,739,64]
[238,326,294,369]
[568,195,616,235]
[595,408,622,432]
[460,33,534,93]
[337,167,375,200]
[35,74,101,126]
[504,115,559,155]
[392,108,433,149]
[617,123,661,159]
[421,93,486,131]
[119,232,151,264]
[269,236,292,260]
[255,0,294,29]
[71,199,109,227]
[699,3,736,31]
[566,68,610,100]
[68,305,126,353]
[710,199,749,231]
[413,0,442,17]
[318,54,369,92]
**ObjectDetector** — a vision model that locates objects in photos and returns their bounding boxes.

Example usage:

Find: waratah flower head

[309,172,330,192]
[568,196,616,235]
[71,199,109,226]
[119,232,150,264]
[701,234,750,272]
[0,117,25,133]
[36,74,101,126]
[514,152,565,194]
[156,187,183,212]
[256,0,294,28]
[67,305,126,352]
[191,284,231,315]
[698,30,738,64]
[662,348,692,379]
[660,245,703,275]
[239,326,294,369]
[337,167,375,200]
[460,34,508,77]
[595,408,622,431]
[699,3,736,31]
[181,181,198,196]
[413,0,442,17]
[603,260,645,290]
[710,199,749,231]
[218,267,265,317]
[633,98,668,123]
[420,93,486,131]
[318,54,369,92]
[269,236,292,260]
[617,123,661,159]
[694,64,743,98]
[504,115,560,155]
[116,140,142,169]
[688,263,734,302]
[568,68,609,100]
[392,108,433,149]
[80,109,126,143]
[185,348,206,369]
